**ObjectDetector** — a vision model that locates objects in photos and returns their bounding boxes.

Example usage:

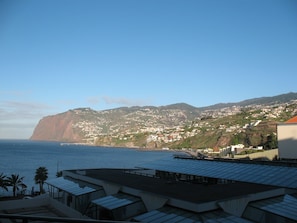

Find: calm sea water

[0,140,176,196]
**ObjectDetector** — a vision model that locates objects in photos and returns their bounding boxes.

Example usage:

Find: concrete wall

[112,201,146,221]
[277,123,297,159]
[234,149,278,161]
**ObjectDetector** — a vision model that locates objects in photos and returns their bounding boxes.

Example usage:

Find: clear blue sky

[0,0,296,139]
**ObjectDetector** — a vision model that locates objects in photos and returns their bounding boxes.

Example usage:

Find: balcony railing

[0,214,131,223]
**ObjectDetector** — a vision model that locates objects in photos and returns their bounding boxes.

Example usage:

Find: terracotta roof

[285,116,297,123]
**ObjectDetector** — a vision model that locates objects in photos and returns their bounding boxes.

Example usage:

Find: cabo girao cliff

[30,92,297,149]
[30,110,83,142]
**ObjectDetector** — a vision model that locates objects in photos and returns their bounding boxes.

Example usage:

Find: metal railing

[0,214,132,223]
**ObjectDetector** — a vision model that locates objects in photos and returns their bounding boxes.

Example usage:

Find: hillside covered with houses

[31,92,297,158]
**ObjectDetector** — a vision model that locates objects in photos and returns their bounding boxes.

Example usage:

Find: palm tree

[34,167,48,194]
[7,174,27,197]
[0,173,9,192]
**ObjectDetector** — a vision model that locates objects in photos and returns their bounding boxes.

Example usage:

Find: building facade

[44,157,297,222]
[277,116,297,159]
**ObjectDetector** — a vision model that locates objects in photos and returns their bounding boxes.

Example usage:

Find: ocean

[0,140,176,196]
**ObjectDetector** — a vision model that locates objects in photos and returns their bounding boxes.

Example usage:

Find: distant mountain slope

[30,92,297,146]
[160,103,198,111]
[30,104,201,142]
[200,92,297,110]
[237,92,297,106]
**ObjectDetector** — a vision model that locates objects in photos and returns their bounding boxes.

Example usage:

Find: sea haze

[0,140,175,195]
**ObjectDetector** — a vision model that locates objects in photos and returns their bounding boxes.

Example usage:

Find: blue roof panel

[45,177,97,196]
[250,194,297,221]
[138,157,297,189]
[133,206,252,223]
[92,193,140,210]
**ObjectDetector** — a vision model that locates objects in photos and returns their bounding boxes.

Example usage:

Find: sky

[0,0,296,139]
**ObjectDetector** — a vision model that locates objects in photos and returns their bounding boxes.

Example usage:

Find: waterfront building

[46,156,297,222]
[1,155,297,222]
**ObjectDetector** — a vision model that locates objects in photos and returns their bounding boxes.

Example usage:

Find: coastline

[1,140,177,198]
[1,138,177,154]
[43,140,178,152]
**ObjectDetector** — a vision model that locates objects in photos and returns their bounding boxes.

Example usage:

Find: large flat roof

[67,168,277,203]
[137,157,297,189]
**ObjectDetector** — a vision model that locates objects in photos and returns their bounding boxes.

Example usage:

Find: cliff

[30,111,83,142]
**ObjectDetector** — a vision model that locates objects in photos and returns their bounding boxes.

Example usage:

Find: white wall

[277,123,297,159]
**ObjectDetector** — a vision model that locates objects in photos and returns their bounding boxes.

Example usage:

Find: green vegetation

[6,174,27,197]
[133,133,150,147]
[231,134,244,145]
[1,167,54,198]
[265,133,278,149]
[0,173,9,192]
[34,167,48,194]
[166,105,283,150]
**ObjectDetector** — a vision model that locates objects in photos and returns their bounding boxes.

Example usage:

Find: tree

[0,173,9,192]
[34,167,48,194]
[7,174,27,197]
[265,133,278,150]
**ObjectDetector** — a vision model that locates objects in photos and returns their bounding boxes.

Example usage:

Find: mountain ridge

[198,92,297,111]
[40,92,297,115]
[30,92,297,149]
